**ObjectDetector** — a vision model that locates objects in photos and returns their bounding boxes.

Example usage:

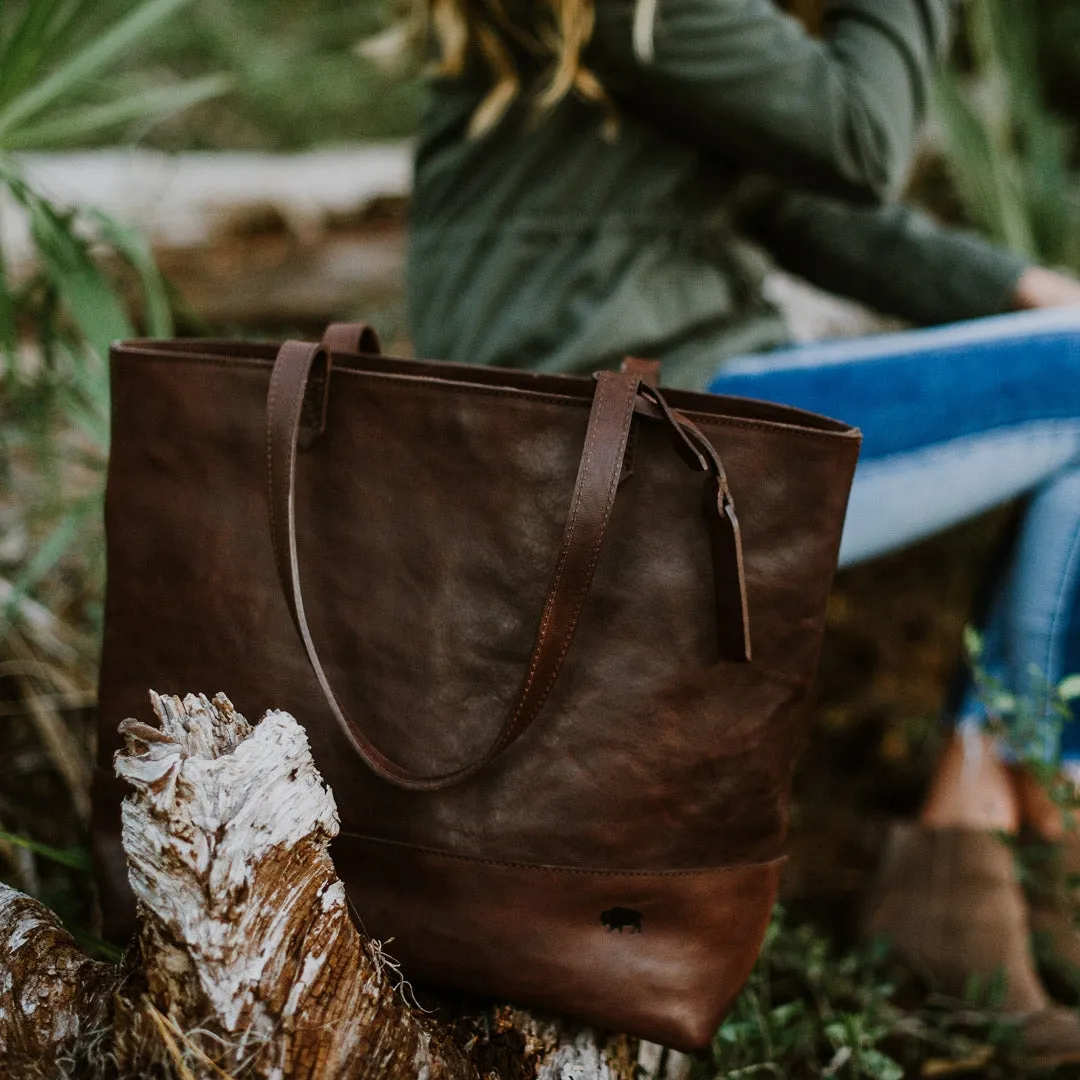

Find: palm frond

[0,0,199,141]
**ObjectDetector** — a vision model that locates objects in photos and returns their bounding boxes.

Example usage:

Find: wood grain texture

[0,883,115,1077]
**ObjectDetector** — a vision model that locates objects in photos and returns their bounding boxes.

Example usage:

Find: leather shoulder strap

[267,342,642,791]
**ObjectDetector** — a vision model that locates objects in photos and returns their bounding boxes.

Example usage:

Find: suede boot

[1023,831,1080,985]
[864,822,1080,1067]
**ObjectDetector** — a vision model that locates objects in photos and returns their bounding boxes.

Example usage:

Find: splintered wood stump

[0,693,692,1080]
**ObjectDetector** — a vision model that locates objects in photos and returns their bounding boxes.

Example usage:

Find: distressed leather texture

[94,327,860,1049]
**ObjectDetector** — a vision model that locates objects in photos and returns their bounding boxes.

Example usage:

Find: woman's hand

[1013,266,1080,310]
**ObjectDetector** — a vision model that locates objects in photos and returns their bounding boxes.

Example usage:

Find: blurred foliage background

[87,0,424,148]
[932,0,1080,271]
[9,0,1080,263]
[2,0,1080,1074]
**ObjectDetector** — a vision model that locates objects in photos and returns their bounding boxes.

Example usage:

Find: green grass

[704,908,1031,1080]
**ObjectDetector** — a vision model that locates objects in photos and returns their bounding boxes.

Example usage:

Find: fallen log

[0,884,115,1076]
[5,150,892,342]
[0,692,692,1080]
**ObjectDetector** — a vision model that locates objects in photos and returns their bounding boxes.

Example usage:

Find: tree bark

[0,692,691,1080]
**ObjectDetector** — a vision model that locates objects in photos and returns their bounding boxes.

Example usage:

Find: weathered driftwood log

[0,884,116,1077]
[0,693,692,1080]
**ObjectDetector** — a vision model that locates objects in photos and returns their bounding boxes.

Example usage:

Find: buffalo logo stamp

[601,906,643,934]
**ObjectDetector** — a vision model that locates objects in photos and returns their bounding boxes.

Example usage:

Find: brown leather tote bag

[93,323,861,1049]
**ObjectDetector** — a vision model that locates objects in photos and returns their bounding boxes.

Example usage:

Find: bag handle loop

[268,340,655,790]
[321,321,382,356]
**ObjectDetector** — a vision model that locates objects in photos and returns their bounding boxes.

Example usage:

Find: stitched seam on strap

[504,375,637,753]
[278,352,381,771]
[542,375,638,692]
[503,420,599,740]
[339,833,786,877]
[267,347,318,611]
[504,377,615,745]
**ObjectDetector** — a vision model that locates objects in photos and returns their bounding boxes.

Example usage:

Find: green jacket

[407,0,1025,390]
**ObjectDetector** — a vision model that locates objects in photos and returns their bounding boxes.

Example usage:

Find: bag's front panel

[97,345,859,1036]
[96,349,857,966]
[97,357,609,923]
[285,371,858,871]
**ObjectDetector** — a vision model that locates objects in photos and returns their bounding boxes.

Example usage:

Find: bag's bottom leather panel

[335,834,783,1050]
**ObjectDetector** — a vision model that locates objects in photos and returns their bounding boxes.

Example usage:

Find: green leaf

[963,625,984,662]
[1058,675,1080,702]
[27,195,133,357]
[54,350,111,450]
[0,829,92,871]
[716,1020,761,1044]
[859,1049,904,1080]
[824,1020,848,1046]
[932,74,1002,242]
[68,926,124,962]
[931,0,1080,272]
[0,1,88,108]
[768,1001,804,1027]
[4,72,231,150]
[988,691,1017,715]
[0,230,17,378]
[89,209,174,338]
[1,495,99,626]
[0,0,195,141]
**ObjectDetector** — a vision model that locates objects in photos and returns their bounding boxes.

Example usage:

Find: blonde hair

[426,0,657,136]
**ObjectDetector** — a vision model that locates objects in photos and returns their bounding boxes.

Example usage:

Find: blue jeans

[707,308,1080,762]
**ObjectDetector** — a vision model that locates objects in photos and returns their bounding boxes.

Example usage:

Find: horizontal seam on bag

[114,350,857,446]
[688,413,860,445]
[114,349,268,370]
[337,833,785,877]
[353,375,859,445]
[344,373,860,446]
[118,349,590,410]
[357,373,855,444]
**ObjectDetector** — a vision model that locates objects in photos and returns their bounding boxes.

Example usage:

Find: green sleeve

[741,187,1028,324]
[591,0,957,201]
